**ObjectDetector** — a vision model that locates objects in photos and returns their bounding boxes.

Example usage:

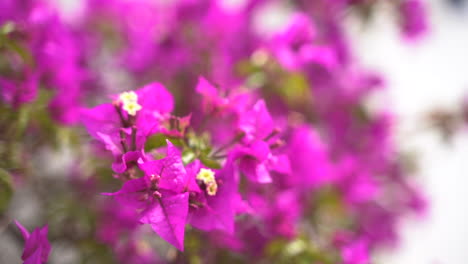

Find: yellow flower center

[206,181,218,196]
[196,168,217,196]
[196,168,215,183]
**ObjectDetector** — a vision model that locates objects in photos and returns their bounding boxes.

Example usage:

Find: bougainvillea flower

[103,141,189,251]
[399,0,428,40]
[14,220,51,264]
[341,240,369,264]
[139,192,188,251]
[96,200,140,245]
[196,76,251,115]
[238,100,274,142]
[355,203,399,246]
[186,158,238,234]
[81,103,124,156]
[234,142,291,183]
[235,100,291,182]
[270,13,316,69]
[1,0,431,262]
[38,16,88,125]
[112,150,145,174]
[247,190,301,239]
[286,126,333,188]
[138,141,187,193]
[270,13,336,71]
[334,157,379,205]
[81,82,174,156]
[234,140,273,183]
[0,72,38,109]
[299,44,337,70]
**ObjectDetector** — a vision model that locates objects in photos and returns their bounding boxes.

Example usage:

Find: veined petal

[102,177,149,209]
[140,193,189,251]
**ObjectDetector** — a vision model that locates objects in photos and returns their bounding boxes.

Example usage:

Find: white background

[348,0,468,263]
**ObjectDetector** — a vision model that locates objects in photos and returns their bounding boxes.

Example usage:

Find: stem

[264,127,280,142]
[269,139,284,149]
[211,154,227,160]
[211,131,245,157]
[119,129,128,153]
[114,103,129,128]
[114,103,132,153]
[131,125,137,151]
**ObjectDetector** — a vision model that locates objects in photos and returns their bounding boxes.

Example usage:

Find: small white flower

[123,101,142,116]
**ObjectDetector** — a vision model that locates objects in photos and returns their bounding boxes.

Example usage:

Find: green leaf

[145,134,168,152]
[199,155,221,169]
[145,134,184,152]
[280,73,311,106]
[0,168,13,214]
[1,36,34,66]
[182,150,196,165]
[0,21,15,35]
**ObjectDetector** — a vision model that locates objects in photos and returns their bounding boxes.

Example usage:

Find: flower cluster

[81,80,283,251]
[0,0,429,263]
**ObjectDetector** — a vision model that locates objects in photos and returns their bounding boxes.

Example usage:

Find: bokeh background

[1,0,468,263]
[349,0,468,262]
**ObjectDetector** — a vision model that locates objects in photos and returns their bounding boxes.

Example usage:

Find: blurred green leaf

[182,149,196,165]
[0,35,34,66]
[145,134,183,152]
[280,73,311,106]
[265,238,287,257]
[0,168,13,214]
[235,59,260,76]
[0,21,15,35]
[145,134,168,152]
[200,155,221,169]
